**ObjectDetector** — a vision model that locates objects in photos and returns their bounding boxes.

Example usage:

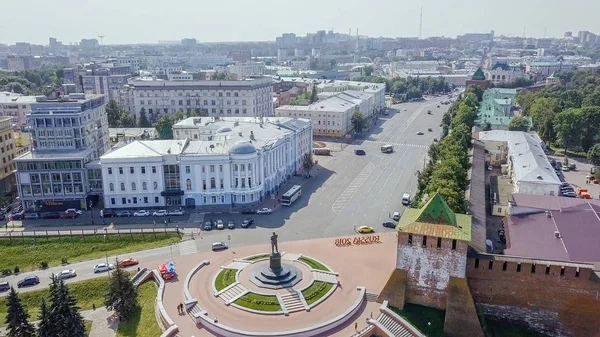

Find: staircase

[365,292,379,302]
[132,270,151,286]
[280,292,306,312]
[376,312,414,337]
[311,270,338,283]
[219,283,247,303]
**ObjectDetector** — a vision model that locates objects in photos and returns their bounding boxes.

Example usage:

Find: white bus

[281,185,302,206]
[381,145,394,153]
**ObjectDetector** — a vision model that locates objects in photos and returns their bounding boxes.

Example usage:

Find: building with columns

[100,117,312,209]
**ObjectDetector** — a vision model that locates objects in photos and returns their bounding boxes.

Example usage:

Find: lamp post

[88,200,94,226]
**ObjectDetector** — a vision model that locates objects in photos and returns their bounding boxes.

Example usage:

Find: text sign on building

[335,235,381,247]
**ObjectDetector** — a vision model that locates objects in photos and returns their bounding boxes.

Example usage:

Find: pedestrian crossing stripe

[178,240,198,256]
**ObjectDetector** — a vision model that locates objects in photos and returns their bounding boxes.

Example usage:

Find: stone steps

[132,270,150,286]
[219,283,246,303]
[377,313,414,337]
[311,270,338,284]
[365,292,379,302]
[187,303,203,317]
[280,292,305,312]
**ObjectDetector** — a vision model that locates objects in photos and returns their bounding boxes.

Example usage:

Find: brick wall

[466,255,600,337]
[397,233,469,309]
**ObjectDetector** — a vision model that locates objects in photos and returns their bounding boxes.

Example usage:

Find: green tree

[508,116,530,131]
[154,114,174,139]
[580,106,600,152]
[48,278,86,337]
[483,121,492,131]
[174,110,185,122]
[362,66,374,77]
[105,260,138,321]
[302,153,315,178]
[587,144,600,166]
[37,299,53,337]
[351,111,367,133]
[553,108,583,152]
[582,92,600,107]
[529,97,559,142]
[309,86,318,103]
[106,99,121,127]
[119,112,135,128]
[4,287,35,337]
[138,108,151,127]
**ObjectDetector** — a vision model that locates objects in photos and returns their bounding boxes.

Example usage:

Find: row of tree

[0,66,63,95]
[413,85,481,213]
[516,69,600,153]
[5,262,138,337]
[354,75,452,100]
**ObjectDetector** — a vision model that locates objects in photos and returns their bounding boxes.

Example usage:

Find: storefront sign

[335,235,381,247]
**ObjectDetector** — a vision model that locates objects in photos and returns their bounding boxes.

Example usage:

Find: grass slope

[391,303,446,337]
[301,281,333,305]
[234,292,281,312]
[117,281,161,337]
[298,256,329,271]
[214,268,237,292]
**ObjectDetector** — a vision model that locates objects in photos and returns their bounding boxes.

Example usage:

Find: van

[402,193,411,206]
[392,212,401,221]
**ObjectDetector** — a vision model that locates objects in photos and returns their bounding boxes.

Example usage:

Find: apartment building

[100,117,312,209]
[15,94,110,211]
[0,92,36,125]
[228,62,266,79]
[63,62,132,101]
[0,117,20,197]
[120,77,274,120]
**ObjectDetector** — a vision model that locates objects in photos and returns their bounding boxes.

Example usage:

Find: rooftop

[15,148,94,161]
[109,128,158,140]
[0,92,37,104]
[471,67,486,80]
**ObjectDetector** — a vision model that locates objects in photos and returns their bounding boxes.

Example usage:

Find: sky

[1,0,600,45]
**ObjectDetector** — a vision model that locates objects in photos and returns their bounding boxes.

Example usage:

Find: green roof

[472,68,486,80]
[398,193,472,242]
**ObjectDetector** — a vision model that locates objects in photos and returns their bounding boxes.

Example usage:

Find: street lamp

[88,200,94,226]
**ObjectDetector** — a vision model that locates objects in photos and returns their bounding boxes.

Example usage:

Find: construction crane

[98,34,105,45]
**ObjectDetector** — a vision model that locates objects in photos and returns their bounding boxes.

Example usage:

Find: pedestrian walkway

[332,162,375,214]
[178,239,198,256]
[188,211,205,224]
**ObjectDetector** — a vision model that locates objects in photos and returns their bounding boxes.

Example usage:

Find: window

[408,234,413,244]
[241,164,245,171]
[210,165,215,172]
[154,197,159,203]
[219,165,223,172]
[488,261,494,270]
[185,166,190,173]
[108,168,112,175]
[120,183,125,191]
[437,237,442,249]
[210,177,216,189]
[451,239,457,250]
[141,167,146,174]
[241,179,246,188]
[247,163,252,171]
[131,182,136,191]
[474,258,479,268]
[144,197,148,203]
[202,180,206,190]
[531,264,536,274]
[545,265,550,275]
[130,167,134,174]
[109,183,114,192]
[422,235,427,247]
[152,166,156,173]
[143,182,147,190]
[153,181,158,190]
[121,197,126,204]
[186,179,192,190]
[133,197,137,204]
[220,179,224,189]
[119,167,123,174]
[234,164,238,171]
[242,108,247,114]
[235,178,238,187]
[248,177,252,188]
[517,263,521,272]
[110,198,115,205]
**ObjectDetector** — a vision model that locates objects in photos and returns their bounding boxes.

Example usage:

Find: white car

[212,242,228,251]
[256,208,272,215]
[134,210,150,217]
[402,193,411,206]
[168,209,185,216]
[152,210,168,217]
[65,208,83,215]
[216,219,225,230]
[93,263,114,273]
[56,269,77,280]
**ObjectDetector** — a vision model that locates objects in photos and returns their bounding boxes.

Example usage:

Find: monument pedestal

[250,251,302,289]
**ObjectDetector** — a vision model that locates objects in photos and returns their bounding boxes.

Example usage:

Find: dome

[230,141,256,154]
[217,127,232,133]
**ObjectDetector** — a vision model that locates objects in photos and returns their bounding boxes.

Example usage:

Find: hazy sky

[2,0,599,45]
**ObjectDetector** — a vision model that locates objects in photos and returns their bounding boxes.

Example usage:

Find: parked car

[402,193,411,206]
[17,276,39,288]
[24,212,40,220]
[256,208,272,215]
[61,212,77,219]
[212,242,228,251]
[416,131,424,135]
[9,212,24,221]
[382,221,396,229]
[152,210,168,217]
[392,211,401,221]
[428,128,433,132]
[55,269,77,280]
[203,221,213,231]
[241,218,254,228]
[241,209,256,214]
[93,263,114,273]
[216,219,225,230]
[354,149,366,155]
[133,210,150,217]
[168,208,185,216]
[433,138,438,142]
[227,220,235,229]
[101,209,116,218]
[0,281,9,292]
[65,209,83,215]
[357,226,375,233]
[117,211,132,217]
[41,212,61,219]
[118,258,139,268]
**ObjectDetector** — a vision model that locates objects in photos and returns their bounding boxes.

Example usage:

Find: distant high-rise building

[277,49,288,64]
[181,38,197,47]
[80,38,99,50]
[564,31,573,38]
[277,33,296,47]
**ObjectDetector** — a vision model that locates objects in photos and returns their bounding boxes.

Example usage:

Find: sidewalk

[0,307,117,337]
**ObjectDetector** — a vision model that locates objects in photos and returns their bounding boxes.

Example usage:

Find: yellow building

[0,117,28,199]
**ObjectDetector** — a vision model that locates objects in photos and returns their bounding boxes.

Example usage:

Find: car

[56,269,77,280]
[427,111,432,115]
[241,209,256,214]
[65,209,83,215]
[382,221,396,229]
[93,263,114,273]
[428,128,433,132]
[392,211,401,221]
[355,149,366,155]
[227,220,235,229]
[0,281,9,292]
[241,218,254,228]
[416,132,424,135]
[168,208,185,216]
[134,210,150,217]
[212,242,228,251]
[152,210,168,217]
[9,212,24,221]
[433,138,438,142]
[117,211,132,217]
[437,105,440,108]
[203,221,213,231]
[403,108,407,111]
[101,209,116,218]
[216,219,225,230]
[17,276,39,288]
[384,111,389,115]
[256,208,272,215]
[118,258,139,268]
[357,226,375,234]
[561,192,576,198]
[427,110,432,113]
[41,212,61,219]
[560,182,570,188]
[24,212,40,220]
[61,212,77,219]
[561,165,570,172]
[402,193,411,206]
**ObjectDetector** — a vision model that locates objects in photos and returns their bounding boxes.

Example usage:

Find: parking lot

[549,154,600,199]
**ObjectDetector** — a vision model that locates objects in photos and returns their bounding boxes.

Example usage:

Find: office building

[228,62,266,79]
[0,92,37,125]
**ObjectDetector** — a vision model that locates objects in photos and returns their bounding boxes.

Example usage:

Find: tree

[483,121,492,131]
[119,112,135,128]
[362,66,374,77]
[529,97,559,142]
[48,278,86,337]
[138,108,151,127]
[301,153,315,178]
[309,86,318,103]
[587,144,600,166]
[579,106,600,152]
[508,116,530,131]
[174,110,185,122]
[106,99,121,127]
[351,111,367,133]
[4,287,35,337]
[553,108,582,152]
[105,260,138,321]
[37,299,53,337]
[154,114,174,139]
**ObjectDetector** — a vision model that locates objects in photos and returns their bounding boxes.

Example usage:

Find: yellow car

[357,226,375,234]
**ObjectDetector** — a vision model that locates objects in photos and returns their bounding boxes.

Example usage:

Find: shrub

[13,266,20,274]
[40,261,48,269]
[61,258,68,265]
[1,269,11,276]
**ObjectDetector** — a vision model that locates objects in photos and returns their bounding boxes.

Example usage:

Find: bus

[381,145,394,153]
[313,148,331,156]
[281,185,302,206]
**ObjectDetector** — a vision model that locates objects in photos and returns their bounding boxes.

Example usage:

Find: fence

[0,227,181,240]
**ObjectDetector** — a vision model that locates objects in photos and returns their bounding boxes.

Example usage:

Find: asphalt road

[0,96,448,296]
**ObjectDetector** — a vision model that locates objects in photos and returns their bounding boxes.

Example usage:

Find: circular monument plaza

[158,232,397,337]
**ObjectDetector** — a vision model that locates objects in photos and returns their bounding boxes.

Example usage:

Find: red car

[118,258,139,268]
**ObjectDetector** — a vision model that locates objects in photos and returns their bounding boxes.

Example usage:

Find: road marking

[332,162,375,214]
[178,240,198,256]
[363,140,428,148]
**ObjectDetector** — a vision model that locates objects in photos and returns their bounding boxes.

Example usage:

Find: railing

[0,227,181,238]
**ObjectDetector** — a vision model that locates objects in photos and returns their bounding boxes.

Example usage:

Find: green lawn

[0,233,180,272]
[117,281,162,337]
[298,256,329,271]
[214,268,237,292]
[84,320,93,336]
[234,292,281,312]
[301,281,333,305]
[0,273,131,327]
[547,144,587,158]
[390,304,446,337]
[243,254,269,261]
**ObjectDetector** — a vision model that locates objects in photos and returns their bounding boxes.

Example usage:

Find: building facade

[0,92,36,125]
[15,94,110,211]
[100,117,312,209]
[228,62,266,79]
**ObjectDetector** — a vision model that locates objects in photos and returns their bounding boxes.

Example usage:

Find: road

[0,96,448,296]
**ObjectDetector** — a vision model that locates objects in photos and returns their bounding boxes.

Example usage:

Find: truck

[313,148,331,156]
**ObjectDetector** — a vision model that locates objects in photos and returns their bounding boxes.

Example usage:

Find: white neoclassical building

[100,117,312,209]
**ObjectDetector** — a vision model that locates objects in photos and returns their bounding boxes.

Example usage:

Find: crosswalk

[332,162,375,214]
[178,240,198,256]
[363,140,428,149]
